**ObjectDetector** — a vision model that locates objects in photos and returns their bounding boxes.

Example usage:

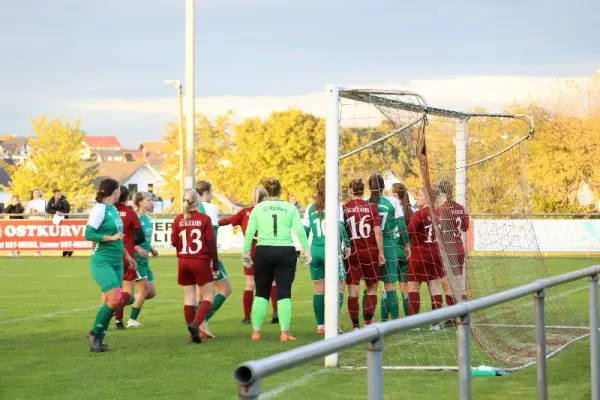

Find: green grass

[0,255,598,400]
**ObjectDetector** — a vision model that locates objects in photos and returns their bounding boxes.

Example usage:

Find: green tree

[1,116,97,210]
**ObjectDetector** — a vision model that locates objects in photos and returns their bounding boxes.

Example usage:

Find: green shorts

[136,261,150,281]
[147,269,155,282]
[398,259,408,283]
[90,259,124,293]
[379,241,400,284]
[215,260,228,282]
[309,245,346,281]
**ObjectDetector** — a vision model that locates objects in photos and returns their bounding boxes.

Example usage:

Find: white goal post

[321,84,571,371]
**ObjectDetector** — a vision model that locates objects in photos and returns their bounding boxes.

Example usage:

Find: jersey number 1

[272,214,278,236]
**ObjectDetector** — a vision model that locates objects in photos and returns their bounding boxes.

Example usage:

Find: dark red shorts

[122,255,137,281]
[177,258,214,286]
[244,245,257,276]
[408,248,443,282]
[345,247,380,286]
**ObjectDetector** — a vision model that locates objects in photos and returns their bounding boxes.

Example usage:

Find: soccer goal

[323,85,590,371]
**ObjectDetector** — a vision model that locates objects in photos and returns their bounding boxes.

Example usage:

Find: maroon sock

[193,300,213,326]
[363,294,377,322]
[408,292,420,315]
[432,295,443,310]
[446,295,456,307]
[270,285,278,312]
[348,296,359,325]
[115,292,130,320]
[184,305,195,325]
[243,290,254,320]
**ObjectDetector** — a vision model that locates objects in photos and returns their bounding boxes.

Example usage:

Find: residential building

[81,136,122,160]
[0,136,31,164]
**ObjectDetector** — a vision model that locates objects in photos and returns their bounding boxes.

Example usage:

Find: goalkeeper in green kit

[242,178,310,342]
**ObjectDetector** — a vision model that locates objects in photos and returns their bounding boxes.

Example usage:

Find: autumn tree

[220,109,325,206]
[158,112,233,212]
[1,116,97,210]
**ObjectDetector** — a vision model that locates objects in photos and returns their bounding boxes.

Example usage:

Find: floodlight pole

[164,80,186,212]
[184,0,196,190]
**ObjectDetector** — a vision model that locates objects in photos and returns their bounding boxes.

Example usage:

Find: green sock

[278,298,292,332]
[313,294,325,325]
[127,295,135,306]
[92,304,114,340]
[206,293,227,321]
[402,292,409,317]
[338,292,344,312]
[385,290,400,319]
[130,307,141,320]
[380,292,389,322]
[251,297,269,332]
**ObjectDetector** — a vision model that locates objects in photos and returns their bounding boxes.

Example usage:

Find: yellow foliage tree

[220,109,325,206]
[1,116,97,211]
[159,112,233,212]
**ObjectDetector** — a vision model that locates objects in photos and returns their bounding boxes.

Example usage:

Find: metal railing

[234,265,600,400]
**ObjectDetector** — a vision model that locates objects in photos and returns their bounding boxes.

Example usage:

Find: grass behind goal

[0,255,597,400]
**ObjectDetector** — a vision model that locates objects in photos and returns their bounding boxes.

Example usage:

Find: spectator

[5,196,24,257]
[289,194,305,215]
[26,189,46,256]
[46,189,72,257]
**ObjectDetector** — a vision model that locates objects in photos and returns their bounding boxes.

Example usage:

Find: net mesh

[335,88,588,370]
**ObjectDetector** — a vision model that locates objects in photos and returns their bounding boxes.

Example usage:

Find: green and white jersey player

[303,178,350,334]
[367,174,405,321]
[194,181,231,339]
[84,178,136,353]
[128,191,159,328]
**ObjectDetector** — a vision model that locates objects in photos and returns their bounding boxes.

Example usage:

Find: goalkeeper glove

[241,253,253,269]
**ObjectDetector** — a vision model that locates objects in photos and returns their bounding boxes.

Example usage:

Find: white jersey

[199,202,219,226]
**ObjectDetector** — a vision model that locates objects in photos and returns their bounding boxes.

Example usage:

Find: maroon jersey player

[406,188,444,322]
[171,190,219,343]
[113,186,144,329]
[435,180,469,305]
[342,178,385,329]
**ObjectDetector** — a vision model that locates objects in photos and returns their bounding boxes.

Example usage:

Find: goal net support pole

[325,84,341,368]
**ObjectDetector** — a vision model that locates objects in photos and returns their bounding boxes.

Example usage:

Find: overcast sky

[0,0,598,147]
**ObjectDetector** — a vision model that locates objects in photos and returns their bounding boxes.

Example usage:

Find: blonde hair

[133,191,153,212]
[252,186,268,205]
[183,189,200,220]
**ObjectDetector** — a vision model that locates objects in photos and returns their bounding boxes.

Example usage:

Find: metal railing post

[366,333,384,400]
[456,313,471,400]
[534,289,548,400]
[237,375,260,399]
[590,274,599,400]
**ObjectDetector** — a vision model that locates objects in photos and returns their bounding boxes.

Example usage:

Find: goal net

[324,86,589,371]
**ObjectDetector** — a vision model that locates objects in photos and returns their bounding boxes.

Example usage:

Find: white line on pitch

[259,369,328,400]
[0,299,179,325]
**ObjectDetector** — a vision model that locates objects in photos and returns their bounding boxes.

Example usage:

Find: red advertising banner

[0,219,93,251]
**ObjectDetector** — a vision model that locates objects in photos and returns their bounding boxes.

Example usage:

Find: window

[148,183,154,194]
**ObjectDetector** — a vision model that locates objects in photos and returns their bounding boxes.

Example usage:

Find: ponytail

[182,189,200,220]
[315,178,325,217]
[392,182,413,219]
[368,174,384,205]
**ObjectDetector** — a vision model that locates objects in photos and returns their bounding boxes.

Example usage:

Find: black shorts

[254,246,297,299]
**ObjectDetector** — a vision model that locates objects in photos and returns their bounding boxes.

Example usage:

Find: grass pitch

[0,255,598,400]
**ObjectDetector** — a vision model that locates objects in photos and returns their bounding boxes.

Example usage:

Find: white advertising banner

[473,219,600,253]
